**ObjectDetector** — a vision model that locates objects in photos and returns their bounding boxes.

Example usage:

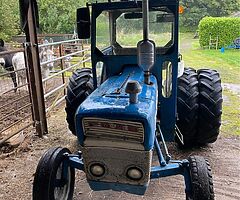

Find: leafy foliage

[38,0,87,34]
[0,0,87,39]
[1,0,240,40]
[0,0,20,41]
[198,17,240,48]
[180,0,240,29]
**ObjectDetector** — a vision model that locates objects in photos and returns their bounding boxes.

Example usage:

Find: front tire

[33,147,75,200]
[186,156,214,200]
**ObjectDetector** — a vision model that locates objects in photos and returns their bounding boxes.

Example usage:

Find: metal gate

[0,39,90,146]
[0,0,91,145]
[39,39,90,114]
[0,49,34,146]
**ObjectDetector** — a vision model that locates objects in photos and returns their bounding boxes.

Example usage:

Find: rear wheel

[177,68,199,147]
[197,69,222,144]
[186,156,214,200]
[33,147,75,200]
[65,68,94,135]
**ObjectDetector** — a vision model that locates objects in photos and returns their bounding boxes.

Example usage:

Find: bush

[198,17,240,48]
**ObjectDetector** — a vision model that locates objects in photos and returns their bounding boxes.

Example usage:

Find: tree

[38,0,87,34]
[180,0,240,28]
[0,0,20,40]
[0,0,90,38]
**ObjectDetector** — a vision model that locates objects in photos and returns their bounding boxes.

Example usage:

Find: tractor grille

[82,117,144,143]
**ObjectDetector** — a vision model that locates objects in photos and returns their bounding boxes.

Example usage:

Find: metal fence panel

[0,38,90,146]
[0,50,34,146]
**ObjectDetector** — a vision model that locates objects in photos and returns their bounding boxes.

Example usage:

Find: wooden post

[20,0,48,136]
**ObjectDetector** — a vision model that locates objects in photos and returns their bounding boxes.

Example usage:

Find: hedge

[198,17,240,48]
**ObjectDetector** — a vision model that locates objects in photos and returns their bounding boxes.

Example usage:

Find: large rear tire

[177,68,199,146]
[186,156,214,200]
[197,69,222,144]
[65,68,94,135]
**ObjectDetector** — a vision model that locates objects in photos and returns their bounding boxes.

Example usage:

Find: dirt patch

[0,76,65,148]
[0,108,239,200]
[223,83,240,96]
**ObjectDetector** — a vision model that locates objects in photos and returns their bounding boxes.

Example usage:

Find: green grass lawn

[180,33,240,136]
[117,32,172,47]
[180,33,240,83]
[221,89,240,136]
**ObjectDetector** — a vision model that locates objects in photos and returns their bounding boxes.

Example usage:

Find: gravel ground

[0,108,239,200]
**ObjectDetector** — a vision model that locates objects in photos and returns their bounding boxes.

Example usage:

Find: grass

[61,55,92,77]
[180,33,240,84]
[117,32,172,47]
[221,89,240,136]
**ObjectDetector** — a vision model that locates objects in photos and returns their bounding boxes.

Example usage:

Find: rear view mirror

[156,14,174,23]
[77,7,90,39]
[124,12,142,19]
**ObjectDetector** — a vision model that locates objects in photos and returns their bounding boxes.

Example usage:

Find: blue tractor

[33,0,222,199]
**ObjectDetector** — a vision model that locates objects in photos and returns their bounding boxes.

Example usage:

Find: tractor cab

[77,0,180,142]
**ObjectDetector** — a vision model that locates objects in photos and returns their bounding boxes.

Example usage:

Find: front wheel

[33,147,75,200]
[186,156,214,200]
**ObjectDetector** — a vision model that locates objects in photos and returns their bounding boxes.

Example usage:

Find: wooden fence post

[20,0,48,136]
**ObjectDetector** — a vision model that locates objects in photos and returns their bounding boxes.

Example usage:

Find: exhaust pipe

[137,0,156,85]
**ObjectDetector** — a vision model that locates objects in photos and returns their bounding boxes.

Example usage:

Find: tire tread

[65,68,94,135]
[197,69,223,144]
[177,68,199,146]
[187,156,214,200]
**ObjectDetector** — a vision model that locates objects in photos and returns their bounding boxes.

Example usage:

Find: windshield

[96,7,174,54]
[116,8,174,48]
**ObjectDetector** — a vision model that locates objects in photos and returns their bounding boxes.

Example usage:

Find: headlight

[89,163,105,177]
[127,167,143,180]
[82,117,144,143]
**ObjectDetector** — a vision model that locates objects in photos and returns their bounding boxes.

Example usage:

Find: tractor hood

[75,66,158,151]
